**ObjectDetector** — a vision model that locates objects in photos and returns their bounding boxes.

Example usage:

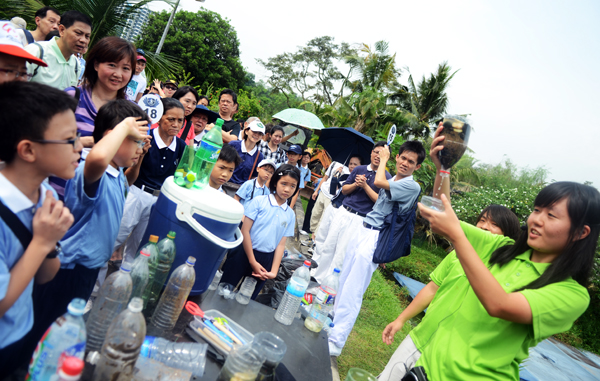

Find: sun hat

[191,104,219,124]
[0,21,47,67]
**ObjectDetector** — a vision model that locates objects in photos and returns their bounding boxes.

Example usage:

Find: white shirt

[321,161,350,199]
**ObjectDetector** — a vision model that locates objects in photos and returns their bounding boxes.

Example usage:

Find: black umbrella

[316,127,374,165]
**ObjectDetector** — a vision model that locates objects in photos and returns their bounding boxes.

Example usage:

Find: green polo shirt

[410,221,589,380]
[25,37,79,90]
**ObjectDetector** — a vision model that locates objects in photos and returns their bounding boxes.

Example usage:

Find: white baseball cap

[247,119,266,134]
[0,21,47,66]
[258,159,276,170]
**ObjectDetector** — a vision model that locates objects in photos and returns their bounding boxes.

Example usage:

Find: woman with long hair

[379,127,600,381]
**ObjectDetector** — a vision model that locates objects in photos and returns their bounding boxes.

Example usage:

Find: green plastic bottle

[142,231,177,313]
[137,235,159,259]
[191,118,223,189]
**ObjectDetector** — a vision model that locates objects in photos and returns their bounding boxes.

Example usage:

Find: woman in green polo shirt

[380,129,600,381]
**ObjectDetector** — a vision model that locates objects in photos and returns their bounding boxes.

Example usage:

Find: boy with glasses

[0,82,77,376]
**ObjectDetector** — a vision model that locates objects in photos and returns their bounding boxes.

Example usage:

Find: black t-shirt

[222,118,241,139]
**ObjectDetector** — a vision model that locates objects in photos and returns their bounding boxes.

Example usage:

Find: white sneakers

[329,341,343,357]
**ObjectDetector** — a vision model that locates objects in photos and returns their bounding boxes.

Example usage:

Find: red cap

[304,260,311,267]
[0,21,47,67]
[60,356,84,376]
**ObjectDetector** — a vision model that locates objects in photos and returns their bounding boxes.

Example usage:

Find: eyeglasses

[0,68,33,81]
[32,132,81,148]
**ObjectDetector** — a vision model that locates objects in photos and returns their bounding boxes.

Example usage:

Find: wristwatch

[46,242,62,259]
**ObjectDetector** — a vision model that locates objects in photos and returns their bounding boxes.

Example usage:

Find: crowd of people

[1,8,600,381]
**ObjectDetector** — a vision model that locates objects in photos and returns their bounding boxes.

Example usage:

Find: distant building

[120,5,152,42]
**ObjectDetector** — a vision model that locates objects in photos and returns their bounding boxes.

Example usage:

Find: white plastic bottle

[27,298,86,380]
[130,248,151,301]
[140,336,208,377]
[304,268,340,332]
[86,262,132,353]
[274,260,311,325]
[93,298,146,381]
[151,256,196,330]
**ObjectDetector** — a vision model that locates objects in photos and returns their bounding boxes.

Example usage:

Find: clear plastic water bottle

[93,298,146,381]
[56,356,84,381]
[142,231,177,313]
[140,336,208,377]
[130,248,150,302]
[208,269,223,291]
[137,234,159,259]
[323,318,335,336]
[305,268,340,332]
[192,118,223,188]
[27,298,86,380]
[86,262,133,353]
[274,260,311,325]
[151,256,196,330]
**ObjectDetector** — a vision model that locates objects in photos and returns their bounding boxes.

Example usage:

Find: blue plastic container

[139,177,243,295]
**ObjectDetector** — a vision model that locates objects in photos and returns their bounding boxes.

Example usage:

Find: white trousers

[312,207,364,283]
[329,225,379,348]
[309,192,332,233]
[115,185,158,264]
[310,204,338,265]
[378,335,421,381]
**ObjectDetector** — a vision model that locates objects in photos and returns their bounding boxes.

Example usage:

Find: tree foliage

[343,40,401,94]
[257,36,351,107]
[136,9,246,90]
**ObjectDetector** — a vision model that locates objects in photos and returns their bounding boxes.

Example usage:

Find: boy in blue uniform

[209,144,242,192]
[24,100,149,364]
[0,82,78,376]
[328,141,425,356]
[299,151,312,188]
[286,144,304,208]
[235,159,276,206]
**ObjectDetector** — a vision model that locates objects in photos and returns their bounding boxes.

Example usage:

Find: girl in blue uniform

[220,164,300,299]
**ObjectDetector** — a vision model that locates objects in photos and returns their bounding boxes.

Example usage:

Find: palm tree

[391,61,459,138]
[342,40,401,95]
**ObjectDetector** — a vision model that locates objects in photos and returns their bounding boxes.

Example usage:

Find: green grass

[337,270,414,379]
[386,241,448,284]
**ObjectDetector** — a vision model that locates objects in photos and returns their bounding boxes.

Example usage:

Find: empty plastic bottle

[208,269,223,291]
[130,248,151,301]
[151,256,196,330]
[323,318,335,336]
[93,298,146,381]
[274,260,311,325]
[27,298,86,381]
[86,262,133,353]
[192,118,223,188]
[56,357,84,381]
[304,268,340,332]
[142,231,177,313]
[140,336,208,377]
[137,234,159,259]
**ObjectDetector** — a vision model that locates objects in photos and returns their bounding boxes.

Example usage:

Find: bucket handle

[176,201,243,249]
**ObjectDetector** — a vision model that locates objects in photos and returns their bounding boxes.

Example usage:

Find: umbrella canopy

[316,127,374,165]
[272,108,325,130]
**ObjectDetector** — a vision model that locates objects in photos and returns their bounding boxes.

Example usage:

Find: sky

[148,0,600,186]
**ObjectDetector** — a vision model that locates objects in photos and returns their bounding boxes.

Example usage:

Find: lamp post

[155,0,205,54]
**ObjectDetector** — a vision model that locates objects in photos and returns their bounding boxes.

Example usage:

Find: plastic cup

[236,277,257,305]
[345,368,377,381]
[252,332,287,381]
[420,196,445,212]
[208,270,223,291]
[218,283,235,299]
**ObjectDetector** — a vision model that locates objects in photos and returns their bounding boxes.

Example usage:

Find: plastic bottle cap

[86,351,100,365]
[333,268,340,273]
[149,235,159,243]
[167,231,176,239]
[303,260,311,267]
[67,298,86,316]
[139,249,150,257]
[128,297,143,313]
[60,356,84,376]
[120,262,132,273]
[186,256,196,266]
